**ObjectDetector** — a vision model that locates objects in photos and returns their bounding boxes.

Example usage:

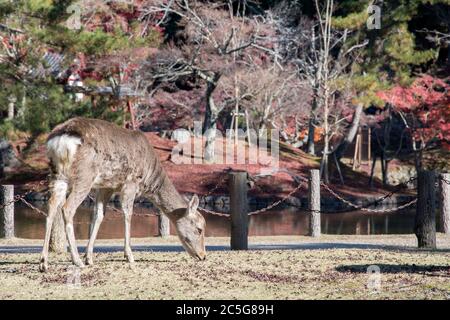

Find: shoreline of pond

[21,190,417,214]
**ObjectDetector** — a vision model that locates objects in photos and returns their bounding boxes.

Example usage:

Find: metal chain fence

[1,170,421,219]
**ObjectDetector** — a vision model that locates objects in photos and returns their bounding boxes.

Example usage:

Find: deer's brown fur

[39,117,206,272]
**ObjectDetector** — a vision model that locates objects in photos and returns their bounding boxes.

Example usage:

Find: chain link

[197,169,233,217]
[87,194,160,217]
[439,176,450,185]
[320,180,417,213]
[19,197,48,216]
[247,181,305,216]
[198,207,230,218]
[199,173,418,217]
[0,194,25,210]
[0,179,49,215]
[198,171,306,217]
[198,180,305,217]
[202,170,230,197]
[2,172,420,218]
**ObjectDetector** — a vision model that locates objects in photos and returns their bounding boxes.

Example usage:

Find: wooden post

[414,170,437,248]
[308,169,321,237]
[158,212,170,238]
[438,173,450,234]
[229,171,248,250]
[0,185,14,239]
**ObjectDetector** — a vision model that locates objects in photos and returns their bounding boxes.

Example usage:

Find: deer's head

[174,195,206,260]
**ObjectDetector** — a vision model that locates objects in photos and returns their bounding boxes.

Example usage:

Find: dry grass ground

[0,235,449,300]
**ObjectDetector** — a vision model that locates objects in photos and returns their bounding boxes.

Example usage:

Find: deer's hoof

[74,260,85,269]
[128,259,137,271]
[39,262,48,273]
[84,255,94,266]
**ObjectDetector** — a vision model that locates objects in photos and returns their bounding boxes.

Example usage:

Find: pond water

[14,202,416,240]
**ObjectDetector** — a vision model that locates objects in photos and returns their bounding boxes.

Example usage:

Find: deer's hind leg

[120,184,137,264]
[63,184,94,268]
[85,188,114,266]
[39,179,68,273]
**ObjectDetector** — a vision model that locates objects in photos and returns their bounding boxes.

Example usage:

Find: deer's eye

[197,228,203,234]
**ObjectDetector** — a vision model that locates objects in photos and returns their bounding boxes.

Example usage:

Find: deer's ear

[188,194,199,213]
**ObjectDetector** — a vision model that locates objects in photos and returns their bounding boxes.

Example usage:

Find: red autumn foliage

[377,75,450,150]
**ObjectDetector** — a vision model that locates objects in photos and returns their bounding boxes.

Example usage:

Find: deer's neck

[148,175,187,215]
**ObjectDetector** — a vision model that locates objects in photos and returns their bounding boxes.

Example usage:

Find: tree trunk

[368,154,377,187]
[332,104,363,161]
[381,152,388,186]
[202,73,221,163]
[49,210,66,253]
[414,170,437,249]
[307,22,320,156]
[439,173,450,234]
[127,100,136,130]
[306,117,316,155]
[447,22,450,67]
[204,124,217,163]
[321,95,330,184]
[7,97,15,120]
[0,151,3,179]
[413,139,423,173]
[306,95,318,155]
[382,158,391,186]
[320,154,329,183]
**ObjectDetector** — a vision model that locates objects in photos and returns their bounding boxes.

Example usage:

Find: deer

[39,117,206,272]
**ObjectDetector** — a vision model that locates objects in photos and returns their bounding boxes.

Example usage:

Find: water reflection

[14,203,415,240]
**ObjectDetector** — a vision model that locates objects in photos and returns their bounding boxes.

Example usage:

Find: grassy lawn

[0,235,449,300]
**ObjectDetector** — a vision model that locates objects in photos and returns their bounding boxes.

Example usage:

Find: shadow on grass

[336,264,450,276]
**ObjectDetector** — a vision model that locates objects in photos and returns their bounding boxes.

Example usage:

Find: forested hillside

[1,0,449,185]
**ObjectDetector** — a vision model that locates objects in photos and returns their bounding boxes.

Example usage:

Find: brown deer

[39,117,206,272]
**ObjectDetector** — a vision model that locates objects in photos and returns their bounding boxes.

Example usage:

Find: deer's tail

[47,134,82,179]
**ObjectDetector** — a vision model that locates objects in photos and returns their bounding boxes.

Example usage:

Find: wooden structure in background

[64,84,143,130]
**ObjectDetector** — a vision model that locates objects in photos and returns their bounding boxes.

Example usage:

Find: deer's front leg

[85,189,113,266]
[120,185,137,264]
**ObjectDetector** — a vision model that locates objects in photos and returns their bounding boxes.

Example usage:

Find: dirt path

[0,235,449,299]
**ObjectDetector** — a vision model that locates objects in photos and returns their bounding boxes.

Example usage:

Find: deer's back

[47,117,162,192]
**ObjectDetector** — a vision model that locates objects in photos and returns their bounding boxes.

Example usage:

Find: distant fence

[1,171,449,249]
